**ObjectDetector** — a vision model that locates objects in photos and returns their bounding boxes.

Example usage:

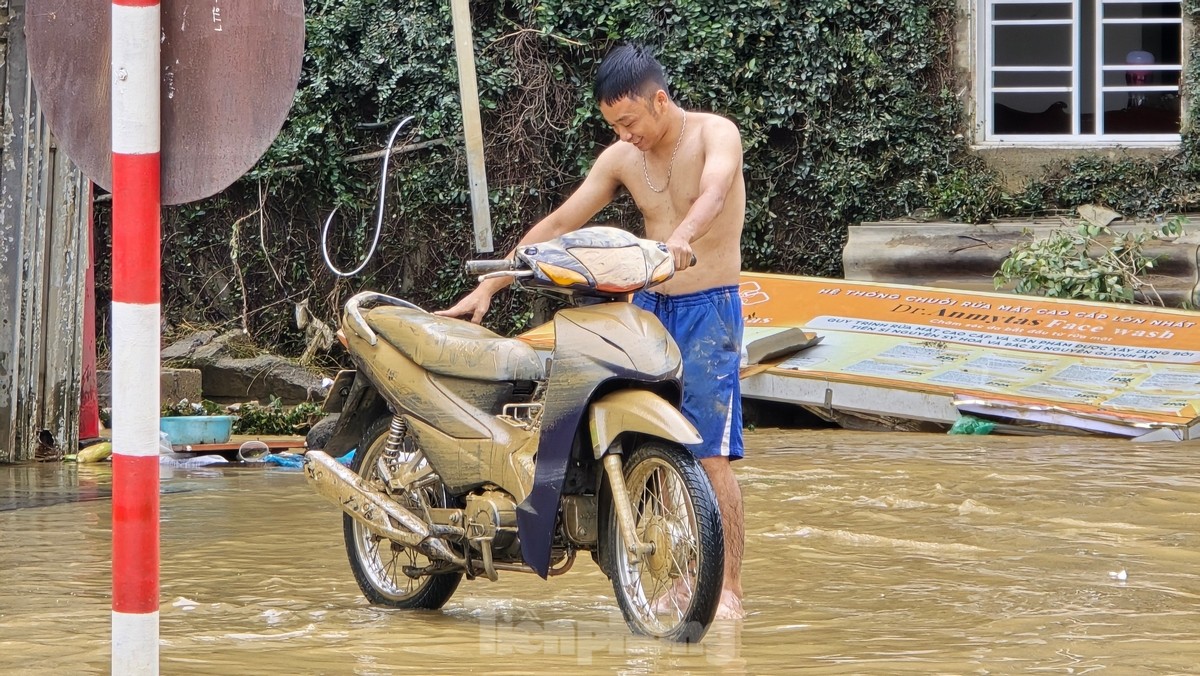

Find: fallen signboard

[736,273,1200,441]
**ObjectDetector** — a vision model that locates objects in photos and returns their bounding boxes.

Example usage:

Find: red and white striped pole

[110,0,161,673]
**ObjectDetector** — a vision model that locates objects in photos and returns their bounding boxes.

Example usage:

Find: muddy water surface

[2,429,1199,674]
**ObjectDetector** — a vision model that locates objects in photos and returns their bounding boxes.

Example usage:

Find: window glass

[982,0,1182,142]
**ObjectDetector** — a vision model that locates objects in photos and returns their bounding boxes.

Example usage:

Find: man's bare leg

[700,456,744,619]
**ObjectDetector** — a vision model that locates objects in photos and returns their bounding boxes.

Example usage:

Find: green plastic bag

[948,415,996,435]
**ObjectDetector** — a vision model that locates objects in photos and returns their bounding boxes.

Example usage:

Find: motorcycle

[303,226,724,642]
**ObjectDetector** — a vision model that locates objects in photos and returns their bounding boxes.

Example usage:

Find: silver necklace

[642,110,687,193]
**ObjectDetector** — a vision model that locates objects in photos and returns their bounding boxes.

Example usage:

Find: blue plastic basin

[159,415,234,445]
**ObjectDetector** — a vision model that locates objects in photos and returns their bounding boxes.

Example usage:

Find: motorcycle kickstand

[601,453,654,563]
[473,536,499,581]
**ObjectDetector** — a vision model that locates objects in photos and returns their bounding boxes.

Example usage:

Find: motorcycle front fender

[517,303,683,578]
[588,390,701,458]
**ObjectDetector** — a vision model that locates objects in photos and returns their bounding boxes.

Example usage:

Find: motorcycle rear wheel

[343,416,462,609]
[604,441,724,642]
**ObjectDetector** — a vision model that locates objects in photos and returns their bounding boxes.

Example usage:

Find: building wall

[955,0,1190,190]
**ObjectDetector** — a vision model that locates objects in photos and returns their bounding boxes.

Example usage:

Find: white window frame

[977,0,1183,146]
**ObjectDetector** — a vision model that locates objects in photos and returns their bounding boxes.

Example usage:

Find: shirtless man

[437,43,746,619]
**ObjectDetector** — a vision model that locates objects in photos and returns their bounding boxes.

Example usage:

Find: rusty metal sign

[25,0,304,205]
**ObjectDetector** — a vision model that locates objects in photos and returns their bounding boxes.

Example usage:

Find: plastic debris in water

[263,453,304,469]
[77,441,113,463]
[237,440,271,462]
[263,449,355,469]
[1109,569,1128,581]
[948,415,996,435]
[159,454,227,468]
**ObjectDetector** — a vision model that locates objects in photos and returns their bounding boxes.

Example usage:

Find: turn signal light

[650,257,673,283]
[536,261,588,286]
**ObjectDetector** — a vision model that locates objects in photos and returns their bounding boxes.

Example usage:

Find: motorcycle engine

[464,490,518,550]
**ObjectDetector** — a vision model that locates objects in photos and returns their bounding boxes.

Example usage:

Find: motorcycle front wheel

[604,440,724,642]
[343,416,462,609]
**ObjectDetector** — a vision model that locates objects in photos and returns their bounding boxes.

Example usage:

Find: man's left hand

[664,233,695,272]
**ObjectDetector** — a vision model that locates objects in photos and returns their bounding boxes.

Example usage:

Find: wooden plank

[0,1,26,463]
[37,128,88,459]
[450,0,493,252]
[172,436,307,453]
[0,3,91,461]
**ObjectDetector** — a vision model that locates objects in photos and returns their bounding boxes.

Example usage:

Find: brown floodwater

[2,429,1199,674]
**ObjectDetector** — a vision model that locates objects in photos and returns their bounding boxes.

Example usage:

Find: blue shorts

[633,286,744,461]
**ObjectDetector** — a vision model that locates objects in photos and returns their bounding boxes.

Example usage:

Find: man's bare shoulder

[586,140,641,192]
[693,112,742,146]
[595,139,638,163]
[692,110,740,129]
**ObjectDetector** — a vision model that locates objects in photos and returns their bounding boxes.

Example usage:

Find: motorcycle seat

[364,307,545,382]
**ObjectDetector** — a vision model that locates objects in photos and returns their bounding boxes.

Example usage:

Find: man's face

[599,92,666,151]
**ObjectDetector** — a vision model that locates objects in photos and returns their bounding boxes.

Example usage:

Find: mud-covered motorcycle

[304,226,724,642]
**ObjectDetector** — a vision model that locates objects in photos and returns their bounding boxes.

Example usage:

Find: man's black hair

[594,44,670,106]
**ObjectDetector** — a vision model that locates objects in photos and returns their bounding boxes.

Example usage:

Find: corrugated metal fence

[845,220,1200,308]
[1,1,89,463]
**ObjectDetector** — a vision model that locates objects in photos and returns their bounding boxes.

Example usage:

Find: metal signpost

[108,2,162,670]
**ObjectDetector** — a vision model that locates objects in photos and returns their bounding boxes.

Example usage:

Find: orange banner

[740,273,1200,425]
[741,274,1199,360]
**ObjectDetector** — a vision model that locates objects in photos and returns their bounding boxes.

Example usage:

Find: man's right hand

[434,286,495,324]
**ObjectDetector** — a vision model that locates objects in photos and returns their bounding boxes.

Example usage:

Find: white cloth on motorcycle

[365,307,545,382]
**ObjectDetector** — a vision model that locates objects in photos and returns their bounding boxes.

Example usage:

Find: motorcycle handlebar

[465,259,517,275]
[466,247,693,276]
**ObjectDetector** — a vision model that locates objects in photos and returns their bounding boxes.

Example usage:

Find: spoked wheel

[605,441,723,642]
[343,416,462,609]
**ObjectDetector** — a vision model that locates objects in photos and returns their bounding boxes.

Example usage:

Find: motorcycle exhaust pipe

[303,451,465,566]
